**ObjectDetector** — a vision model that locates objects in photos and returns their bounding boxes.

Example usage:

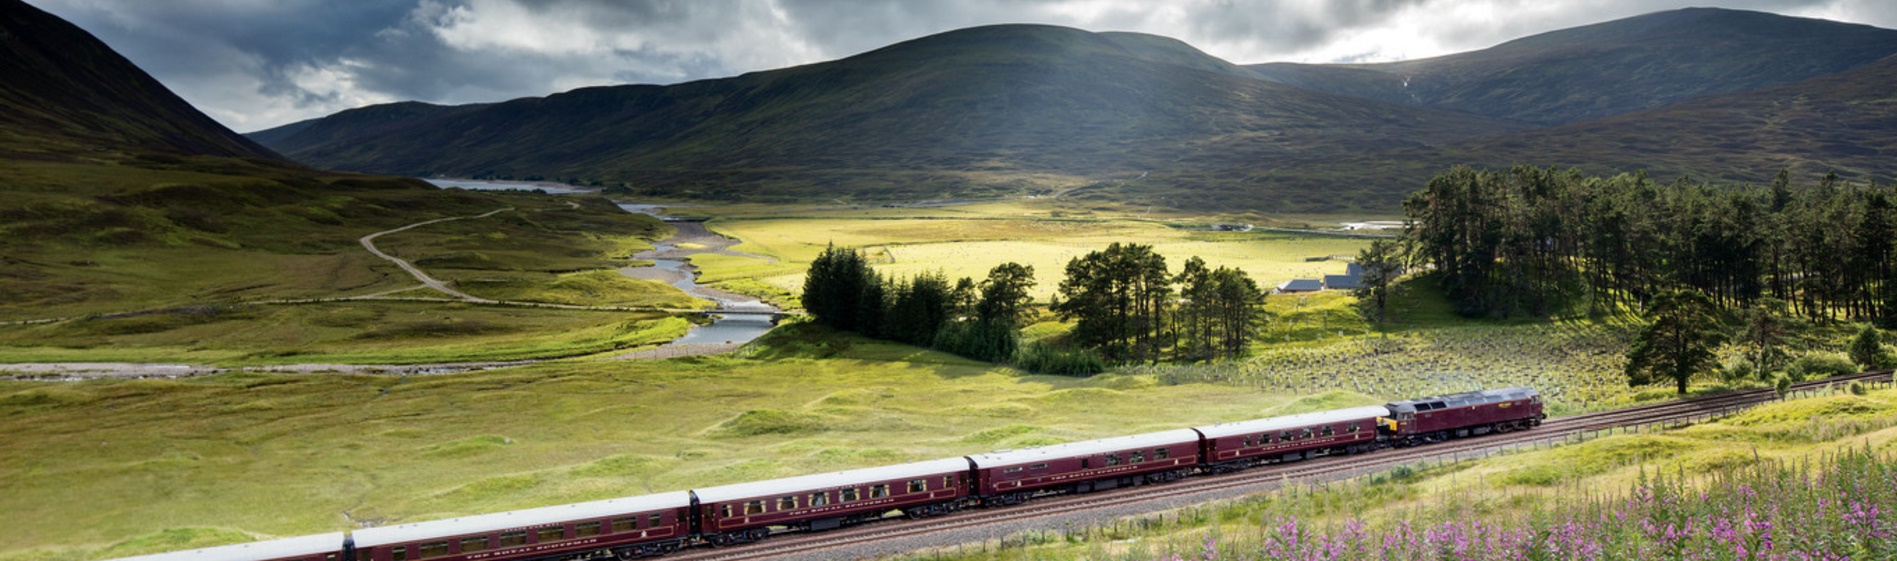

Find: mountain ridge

[251,8,1897,212]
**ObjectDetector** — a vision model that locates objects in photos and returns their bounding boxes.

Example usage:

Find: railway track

[670,370,1893,561]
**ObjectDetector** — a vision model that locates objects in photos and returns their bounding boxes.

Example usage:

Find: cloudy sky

[31,0,1897,132]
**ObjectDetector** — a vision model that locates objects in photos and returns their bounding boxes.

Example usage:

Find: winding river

[426,178,782,350]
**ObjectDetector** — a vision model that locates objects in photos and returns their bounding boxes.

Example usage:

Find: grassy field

[0,188,702,364]
[0,324,1387,560]
[0,301,690,365]
[899,385,1897,560]
[681,200,1376,301]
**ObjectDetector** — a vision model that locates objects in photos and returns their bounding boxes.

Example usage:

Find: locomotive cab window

[871,484,890,498]
[779,496,798,510]
[613,516,637,532]
[1155,447,1169,460]
[745,500,765,515]
[811,492,829,507]
[908,479,926,493]
[499,531,527,547]
[842,488,860,502]
[459,536,487,553]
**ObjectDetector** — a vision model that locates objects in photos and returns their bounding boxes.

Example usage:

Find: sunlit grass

[0,325,1366,559]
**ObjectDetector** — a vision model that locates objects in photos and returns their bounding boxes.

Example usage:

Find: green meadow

[0,325,1384,560]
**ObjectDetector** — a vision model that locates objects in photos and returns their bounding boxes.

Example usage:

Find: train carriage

[967,429,1200,506]
[349,491,692,561]
[111,533,347,561]
[1193,405,1389,472]
[1385,386,1544,446]
[690,457,972,545]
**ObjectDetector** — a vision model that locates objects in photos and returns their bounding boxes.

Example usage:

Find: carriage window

[1321,426,1335,437]
[811,492,829,506]
[613,517,637,532]
[1302,428,1314,440]
[1104,454,1121,466]
[538,526,564,542]
[1155,447,1169,460]
[720,505,733,518]
[1131,450,1146,463]
[391,546,408,561]
[650,514,664,527]
[908,479,926,493]
[945,475,956,488]
[871,484,890,498]
[1281,430,1295,442]
[327,554,338,561]
[1003,466,1024,473]
[842,488,860,502]
[1029,463,1047,470]
[499,531,527,547]
[745,500,765,515]
[780,496,798,510]
[1347,422,1360,433]
[461,537,488,553]
[418,541,449,559]
[575,521,602,537]
[1243,436,1254,447]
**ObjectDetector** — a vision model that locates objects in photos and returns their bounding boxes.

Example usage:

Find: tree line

[802,242,1270,375]
[1405,165,1897,325]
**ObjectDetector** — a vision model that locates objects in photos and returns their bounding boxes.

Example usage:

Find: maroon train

[118,387,1543,561]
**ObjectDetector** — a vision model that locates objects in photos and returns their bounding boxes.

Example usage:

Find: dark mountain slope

[1220,54,1897,209]
[0,0,279,160]
[252,24,1519,202]
[1248,8,1897,125]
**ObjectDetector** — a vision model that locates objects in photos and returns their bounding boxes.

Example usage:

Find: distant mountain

[0,0,279,160]
[252,9,1897,212]
[251,24,1517,203]
[1248,8,1897,126]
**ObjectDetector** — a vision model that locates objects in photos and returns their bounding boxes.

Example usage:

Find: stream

[427,178,782,349]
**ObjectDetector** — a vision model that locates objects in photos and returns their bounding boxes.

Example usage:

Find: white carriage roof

[967,428,1202,467]
[692,457,971,503]
[352,491,693,547]
[1192,406,1390,439]
[105,532,344,561]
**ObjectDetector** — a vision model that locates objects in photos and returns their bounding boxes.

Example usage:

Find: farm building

[1277,278,1323,293]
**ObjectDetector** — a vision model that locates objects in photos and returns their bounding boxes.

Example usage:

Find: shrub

[1013,342,1106,377]
[1787,352,1857,381]
[1850,381,1868,396]
[1718,357,1755,384]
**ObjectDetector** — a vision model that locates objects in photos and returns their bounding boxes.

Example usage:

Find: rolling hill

[1247,7,1897,126]
[251,24,1521,204]
[0,0,660,321]
[251,8,1897,213]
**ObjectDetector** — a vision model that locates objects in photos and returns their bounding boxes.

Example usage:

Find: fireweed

[1148,448,1893,560]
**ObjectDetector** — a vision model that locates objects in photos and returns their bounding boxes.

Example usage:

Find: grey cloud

[26,0,1897,131]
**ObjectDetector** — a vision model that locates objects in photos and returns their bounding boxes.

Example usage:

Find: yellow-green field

[0,325,1381,560]
[0,301,690,365]
[682,200,1375,301]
